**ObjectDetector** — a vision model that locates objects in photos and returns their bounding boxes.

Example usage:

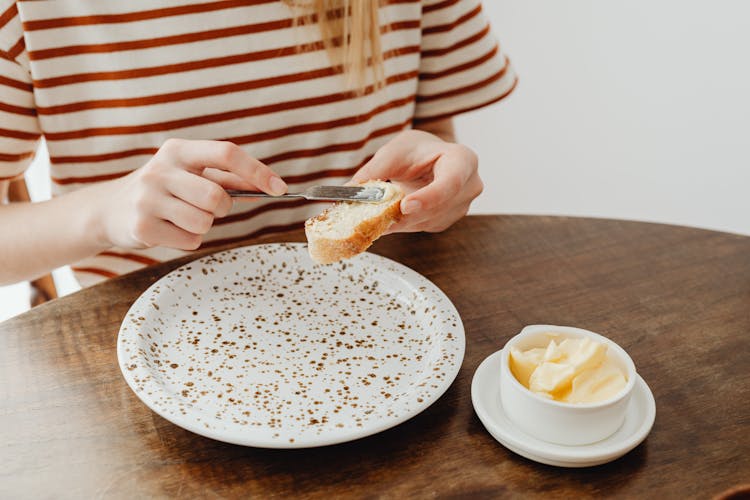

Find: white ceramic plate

[471,349,656,467]
[118,243,465,448]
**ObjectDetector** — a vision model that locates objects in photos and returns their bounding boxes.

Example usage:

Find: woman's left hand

[351,129,483,233]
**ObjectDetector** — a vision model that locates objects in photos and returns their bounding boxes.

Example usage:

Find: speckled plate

[117,243,465,448]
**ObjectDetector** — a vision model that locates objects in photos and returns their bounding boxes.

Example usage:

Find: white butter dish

[471,325,656,467]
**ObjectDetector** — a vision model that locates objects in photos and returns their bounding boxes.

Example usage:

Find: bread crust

[305,190,403,264]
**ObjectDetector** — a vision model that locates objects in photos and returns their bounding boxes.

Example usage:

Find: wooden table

[1,216,748,498]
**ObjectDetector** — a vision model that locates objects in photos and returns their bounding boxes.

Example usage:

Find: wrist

[73,182,114,252]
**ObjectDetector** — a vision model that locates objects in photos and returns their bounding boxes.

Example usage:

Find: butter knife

[227,185,385,203]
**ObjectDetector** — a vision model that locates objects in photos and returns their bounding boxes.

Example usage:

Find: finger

[154,195,215,235]
[383,219,408,235]
[201,168,265,204]
[134,218,202,251]
[352,150,439,184]
[351,153,390,184]
[165,169,233,217]
[384,210,433,234]
[399,172,459,215]
[161,139,287,195]
[202,168,258,190]
[399,153,475,215]
[351,138,416,183]
[352,131,443,183]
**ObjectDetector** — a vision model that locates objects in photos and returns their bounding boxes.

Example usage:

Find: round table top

[1,215,748,498]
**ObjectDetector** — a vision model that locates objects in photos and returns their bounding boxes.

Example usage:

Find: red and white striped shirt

[0,0,516,286]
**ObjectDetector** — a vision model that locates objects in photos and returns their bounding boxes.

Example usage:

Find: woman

[0,0,516,287]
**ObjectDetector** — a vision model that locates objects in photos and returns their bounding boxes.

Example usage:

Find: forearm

[413,117,456,143]
[0,183,108,285]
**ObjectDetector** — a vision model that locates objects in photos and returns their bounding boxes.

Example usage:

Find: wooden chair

[6,177,58,307]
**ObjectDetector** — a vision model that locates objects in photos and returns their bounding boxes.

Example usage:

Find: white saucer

[471,349,656,467]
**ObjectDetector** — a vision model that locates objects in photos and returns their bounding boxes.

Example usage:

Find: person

[0,0,516,287]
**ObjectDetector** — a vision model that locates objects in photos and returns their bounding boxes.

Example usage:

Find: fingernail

[269,177,287,196]
[402,199,421,214]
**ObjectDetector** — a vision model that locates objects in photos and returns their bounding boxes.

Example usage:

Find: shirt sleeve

[414,0,517,122]
[0,1,41,181]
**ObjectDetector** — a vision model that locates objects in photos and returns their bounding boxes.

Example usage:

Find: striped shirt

[0,0,516,287]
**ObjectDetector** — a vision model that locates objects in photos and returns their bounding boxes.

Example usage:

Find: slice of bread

[305,180,404,264]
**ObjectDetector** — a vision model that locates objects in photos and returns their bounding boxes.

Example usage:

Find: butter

[509,337,627,404]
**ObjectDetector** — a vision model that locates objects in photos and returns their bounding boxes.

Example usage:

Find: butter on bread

[305,180,404,264]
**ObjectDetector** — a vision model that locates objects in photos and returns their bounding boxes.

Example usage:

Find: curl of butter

[509,337,627,404]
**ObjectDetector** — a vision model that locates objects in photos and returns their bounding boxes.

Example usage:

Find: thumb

[351,133,419,183]
[351,152,392,184]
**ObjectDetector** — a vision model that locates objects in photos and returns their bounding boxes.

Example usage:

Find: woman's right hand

[93,138,287,251]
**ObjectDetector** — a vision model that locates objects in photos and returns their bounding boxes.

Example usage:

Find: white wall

[461,0,750,235]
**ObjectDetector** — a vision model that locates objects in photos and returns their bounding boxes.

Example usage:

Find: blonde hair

[286,0,384,92]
